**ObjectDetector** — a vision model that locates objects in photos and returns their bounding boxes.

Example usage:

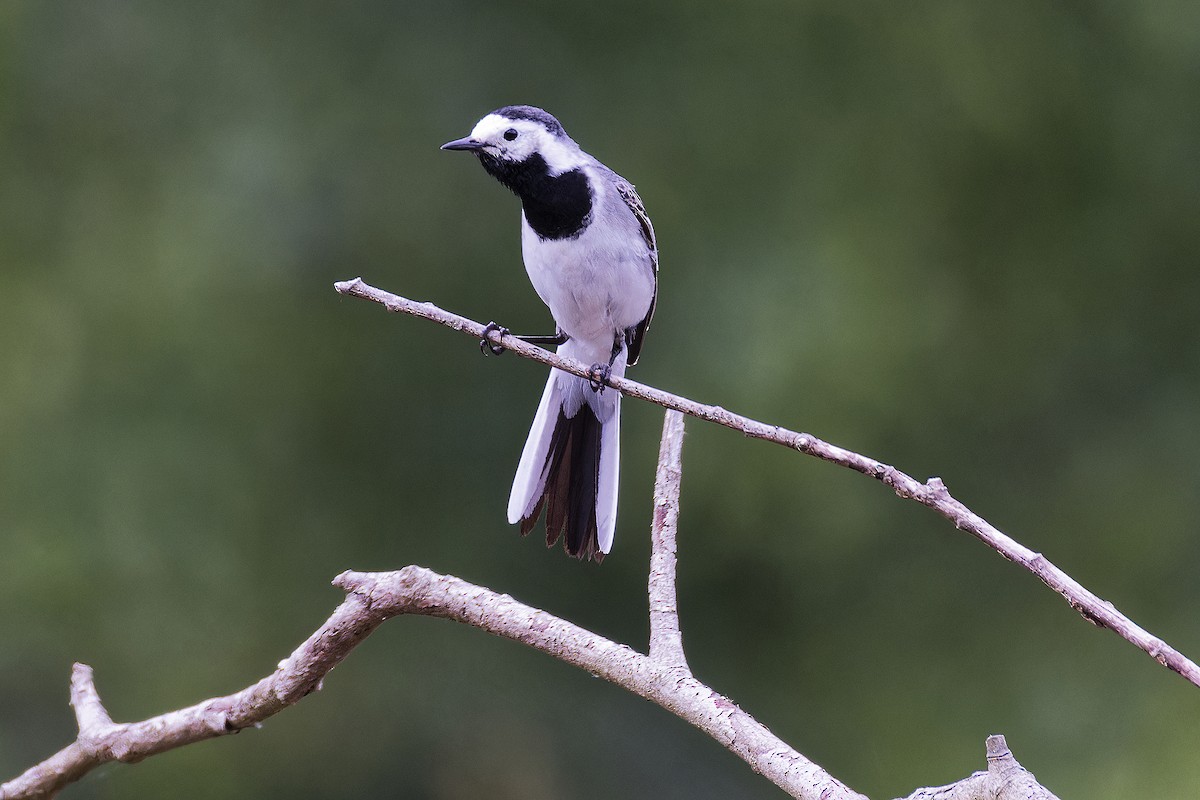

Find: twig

[648,410,688,668]
[892,735,1061,800]
[70,665,114,735]
[1,593,385,799]
[333,276,1200,690]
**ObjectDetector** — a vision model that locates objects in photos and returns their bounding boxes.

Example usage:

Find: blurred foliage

[2,1,1200,798]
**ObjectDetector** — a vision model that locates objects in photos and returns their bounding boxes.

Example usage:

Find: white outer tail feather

[507,341,625,555]
[595,401,620,553]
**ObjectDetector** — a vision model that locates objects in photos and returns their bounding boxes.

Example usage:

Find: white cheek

[510,139,538,160]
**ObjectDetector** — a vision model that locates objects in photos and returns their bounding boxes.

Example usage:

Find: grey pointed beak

[440,136,485,152]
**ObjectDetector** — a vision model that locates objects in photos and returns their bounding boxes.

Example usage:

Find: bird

[441,105,658,563]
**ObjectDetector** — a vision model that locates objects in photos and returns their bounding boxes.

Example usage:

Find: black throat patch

[478,152,593,240]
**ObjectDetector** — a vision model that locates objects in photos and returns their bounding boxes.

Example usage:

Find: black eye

[503,128,518,141]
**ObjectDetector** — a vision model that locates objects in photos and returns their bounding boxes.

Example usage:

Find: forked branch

[2,410,1061,800]
[2,272,1157,797]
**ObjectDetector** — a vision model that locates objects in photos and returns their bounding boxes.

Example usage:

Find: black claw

[480,322,509,356]
[587,362,611,393]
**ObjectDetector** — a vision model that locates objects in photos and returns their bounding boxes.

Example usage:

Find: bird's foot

[479,322,509,356]
[587,362,612,393]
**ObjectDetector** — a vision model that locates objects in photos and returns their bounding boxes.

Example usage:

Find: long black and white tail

[507,341,623,562]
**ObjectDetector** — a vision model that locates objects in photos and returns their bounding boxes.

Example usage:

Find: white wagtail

[442,105,658,563]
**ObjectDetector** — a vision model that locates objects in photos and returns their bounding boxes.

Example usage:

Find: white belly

[521,213,655,364]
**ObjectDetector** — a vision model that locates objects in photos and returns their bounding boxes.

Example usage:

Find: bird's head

[441,105,585,178]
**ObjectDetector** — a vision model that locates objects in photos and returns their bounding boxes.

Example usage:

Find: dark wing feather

[614,180,657,366]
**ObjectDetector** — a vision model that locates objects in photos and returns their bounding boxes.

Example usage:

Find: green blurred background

[2,2,1199,797]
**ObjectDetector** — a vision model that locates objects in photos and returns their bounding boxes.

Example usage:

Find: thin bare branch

[648,409,688,668]
[334,276,1200,690]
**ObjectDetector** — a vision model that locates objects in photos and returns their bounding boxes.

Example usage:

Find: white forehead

[469,114,585,175]
[469,114,542,140]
